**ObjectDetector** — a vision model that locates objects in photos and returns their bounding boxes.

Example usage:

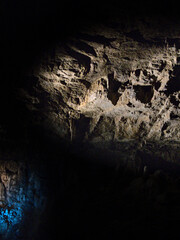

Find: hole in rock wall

[133,85,154,104]
[107,73,121,105]
[165,65,180,95]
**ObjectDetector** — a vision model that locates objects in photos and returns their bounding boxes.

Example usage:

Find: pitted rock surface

[21,17,180,162]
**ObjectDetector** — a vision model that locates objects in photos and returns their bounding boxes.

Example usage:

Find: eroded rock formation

[20,17,180,165]
[1,12,180,240]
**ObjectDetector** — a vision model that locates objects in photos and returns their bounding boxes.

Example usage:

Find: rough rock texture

[20,17,180,165]
[2,0,180,237]
[3,1,180,239]
[2,13,180,240]
[0,157,47,240]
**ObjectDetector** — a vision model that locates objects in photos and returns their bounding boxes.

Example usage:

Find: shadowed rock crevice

[69,40,97,57]
[133,85,154,104]
[78,33,116,46]
[107,73,121,105]
[165,65,180,95]
[71,115,91,141]
[64,45,91,75]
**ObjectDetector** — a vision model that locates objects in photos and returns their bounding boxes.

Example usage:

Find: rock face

[21,16,180,164]
[3,0,180,238]
[0,158,46,240]
[1,12,180,240]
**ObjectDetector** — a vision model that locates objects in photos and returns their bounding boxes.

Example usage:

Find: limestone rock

[20,16,180,162]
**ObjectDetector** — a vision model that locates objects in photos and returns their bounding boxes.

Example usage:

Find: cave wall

[0,153,47,239]
[21,17,180,143]
[17,17,180,167]
[1,2,180,239]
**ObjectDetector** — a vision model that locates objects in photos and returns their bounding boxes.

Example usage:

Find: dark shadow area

[107,73,121,105]
[134,85,154,104]
[2,124,180,240]
[165,65,180,96]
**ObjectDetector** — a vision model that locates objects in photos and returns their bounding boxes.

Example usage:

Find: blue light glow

[0,167,46,240]
[0,204,22,235]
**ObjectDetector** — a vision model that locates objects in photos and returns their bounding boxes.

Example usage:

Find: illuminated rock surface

[1,5,180,240]
[21,16,180,164]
